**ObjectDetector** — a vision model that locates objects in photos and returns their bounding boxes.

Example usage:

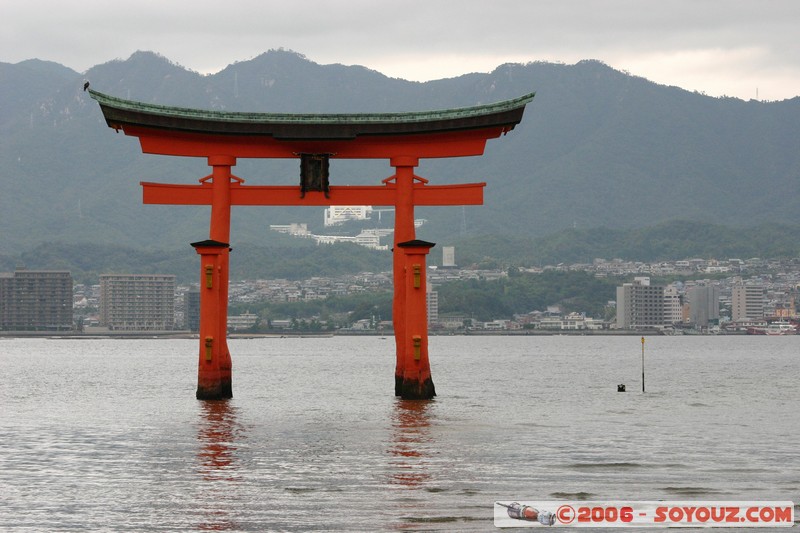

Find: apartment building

[100,274,176,331]
[731,283,765,321]
[427,285,439,325]
[0,270,72,331]
[616,277,665,329]
[663,285,683,325]
[686,283,721,327]
[184,288,200,332]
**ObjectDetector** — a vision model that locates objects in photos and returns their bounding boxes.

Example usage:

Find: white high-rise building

[442,246,456,267]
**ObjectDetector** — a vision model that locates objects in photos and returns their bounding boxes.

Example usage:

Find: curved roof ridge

[88,89,534,125]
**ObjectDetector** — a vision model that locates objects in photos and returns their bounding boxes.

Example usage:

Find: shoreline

[0,329,749,339]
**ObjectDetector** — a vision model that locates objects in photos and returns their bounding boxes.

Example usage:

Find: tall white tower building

[442,246,456,267]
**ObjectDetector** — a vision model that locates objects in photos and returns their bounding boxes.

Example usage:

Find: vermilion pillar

[391,157,419,395]
[191,240,232,400]
[208,156,235,399]
[397,239,436,400]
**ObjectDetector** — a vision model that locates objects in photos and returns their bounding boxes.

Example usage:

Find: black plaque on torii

[299,153,330,198]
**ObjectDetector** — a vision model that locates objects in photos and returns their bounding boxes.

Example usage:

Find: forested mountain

[1,49,798,262]
[3,220,797,285]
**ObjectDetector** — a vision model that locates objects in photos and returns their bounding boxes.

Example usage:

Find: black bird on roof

[83,81,90,92]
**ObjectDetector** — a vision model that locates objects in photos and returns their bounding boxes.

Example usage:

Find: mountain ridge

[1,49,797,256]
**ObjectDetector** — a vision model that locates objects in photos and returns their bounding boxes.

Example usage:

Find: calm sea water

[0,335,797,531]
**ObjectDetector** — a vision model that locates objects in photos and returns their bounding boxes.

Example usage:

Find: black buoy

[617,384,626,392]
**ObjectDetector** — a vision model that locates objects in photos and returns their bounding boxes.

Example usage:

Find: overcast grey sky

[3,0,798,101]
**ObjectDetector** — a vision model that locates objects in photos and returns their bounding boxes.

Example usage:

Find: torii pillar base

[396,239,436,400]
[192,240,233,400]
[398,376,437,401]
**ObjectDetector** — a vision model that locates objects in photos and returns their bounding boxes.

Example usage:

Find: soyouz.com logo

[494,501,795,528]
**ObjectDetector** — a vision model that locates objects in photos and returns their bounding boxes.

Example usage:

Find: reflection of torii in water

[387,399,433,488]
[88,87,533,400]
[196,400,243,530]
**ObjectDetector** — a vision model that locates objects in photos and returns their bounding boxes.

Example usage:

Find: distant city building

[185,289,200,332]
[311,230,390,250]
[273,205,406,250]
[442,246,456,268]
[312,234,354,245]
[438,315,469,330]
[686,283,721,327]
[228,312,259,331]
[539,316,564,330]
[269,223,310,237]
[772,298,796,319]
[324,205,373,226]
[0,270,72,331]
[427,285,439,325]
[100,274,176,331]
[561,312,588,330]
[732,283,764,321]
[354,229,391,250]
[616,277,665,329]
[663,285,683,325]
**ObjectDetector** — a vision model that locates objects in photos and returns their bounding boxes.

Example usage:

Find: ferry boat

[764,320,797,335]
[746,320,797,335]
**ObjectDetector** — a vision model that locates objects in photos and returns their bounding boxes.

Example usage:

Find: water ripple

[0,336,797,530]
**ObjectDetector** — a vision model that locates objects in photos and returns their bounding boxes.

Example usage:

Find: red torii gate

[89,90,533,400]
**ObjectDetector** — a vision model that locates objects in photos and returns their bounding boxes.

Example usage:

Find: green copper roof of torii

[88,89,535,125]
[88,89,534,140]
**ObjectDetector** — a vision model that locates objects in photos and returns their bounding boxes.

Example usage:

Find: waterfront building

[664,285,683,325]
[185,288,200,332]
[0,270,72,331]
[687,283,721,327]
[616,277,665,329]
[427,285,439,325]
[561,312,588,330]
[228,312,259,331]
[437,315,469,330]
[731,283,764,321]
[539,316,563,330]
[99,274,176,331]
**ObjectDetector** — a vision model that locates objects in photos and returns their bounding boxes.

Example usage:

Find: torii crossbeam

[89,89,533,400]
